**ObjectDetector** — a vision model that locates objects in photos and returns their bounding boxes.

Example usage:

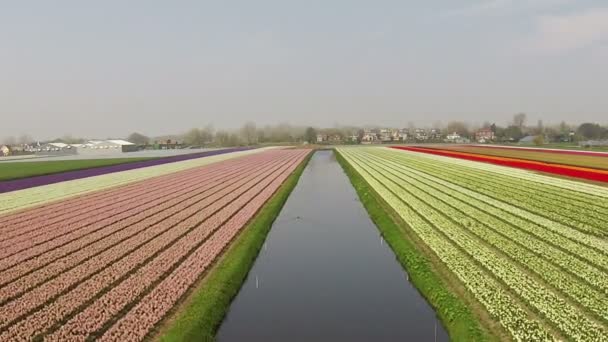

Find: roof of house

[48,142,69,148]
[519,135,537,143]
[106,140,135,145]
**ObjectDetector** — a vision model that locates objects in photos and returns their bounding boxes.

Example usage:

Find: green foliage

[304,127,317,144]
[127,132,150,145]
[577,123,607,140]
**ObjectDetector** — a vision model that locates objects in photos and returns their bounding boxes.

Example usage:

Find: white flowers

[338,147,608,342]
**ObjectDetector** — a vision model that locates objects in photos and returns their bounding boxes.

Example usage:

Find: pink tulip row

[0,157,222,227]
[100,169,295,342]
[0,152,295,324]
[0,152,274,236]
[49,154,304,341]
[0,149,307,341]
[0,154,288,299]
[0,152,281,263]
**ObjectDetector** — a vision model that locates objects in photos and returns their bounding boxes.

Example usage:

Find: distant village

[3,114,607,157]
[316,127,500,145]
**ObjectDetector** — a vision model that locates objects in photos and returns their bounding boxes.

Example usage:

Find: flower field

[0,148,309,341]
[0,147,255,193]
[337,146,608,341]
[391,146,608,182]
[0,147,276,216]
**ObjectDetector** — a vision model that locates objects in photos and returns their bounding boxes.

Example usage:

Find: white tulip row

[380,151,608,234]
[400,148,608,200]
[369,149,608,258]
[339,148,556,341]
[355,150,608,323]
[366,149,608,270]
[338,147,608,341]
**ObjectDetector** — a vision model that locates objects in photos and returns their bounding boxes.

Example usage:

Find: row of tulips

[339,147,608,341]
[354,150,608,322]
[0,147,277,215]
[391,146,608,183]
[338,148,555,341]
[382,151,608,234]
[0,150,308,341]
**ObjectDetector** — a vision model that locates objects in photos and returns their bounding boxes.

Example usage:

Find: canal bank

[217,150,448,341]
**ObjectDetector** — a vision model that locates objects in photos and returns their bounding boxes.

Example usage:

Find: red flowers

[390,146,608,183]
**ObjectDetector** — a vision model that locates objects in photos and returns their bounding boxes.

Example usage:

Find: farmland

[0,147,254,193]
[0,148,309,341]
[337,146,608,341]
[393,145,608,183]
[422,144,608,170]
[0,157,155,182]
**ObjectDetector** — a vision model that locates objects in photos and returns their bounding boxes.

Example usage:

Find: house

[390,129,408,142]
[316,134,328,143]
[1,145,10,156]
[328,134,343,143]
[414,129,428,141]
[429,129,442,140]
[476,128,495,143]
[379,129,392,142]
[361,131,379,144]
[348,135,359,142]
[445,132,461,142]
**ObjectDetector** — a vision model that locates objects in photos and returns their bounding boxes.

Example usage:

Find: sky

[1,0,607,140]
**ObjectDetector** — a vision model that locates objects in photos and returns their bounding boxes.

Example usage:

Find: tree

[446,121,470,136]
[533,135,545,146]
[201,124,215,144]
[183,128,203,146]
[2,136,16,146]
[304,127,317,144]
[239,122,258,145]
[18,134,33,145]
[577,123,604,140]
[127,132,150,145]
[513,113,527,129]
[502,125,524,141]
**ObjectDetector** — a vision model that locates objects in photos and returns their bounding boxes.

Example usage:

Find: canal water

[217,150,449,341]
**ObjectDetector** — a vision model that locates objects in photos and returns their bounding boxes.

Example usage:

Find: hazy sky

[1,0,607,140]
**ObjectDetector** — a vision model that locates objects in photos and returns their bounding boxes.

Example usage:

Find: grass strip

[335,149,492,342]
[0,158,155,182]
[155,152,311,342]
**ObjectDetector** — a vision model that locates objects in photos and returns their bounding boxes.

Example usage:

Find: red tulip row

[391,146,608,183]
[0,152,271,237]
[49,154,303,341]
[0,149,307,341]
[0,153,285,298]
[0,152,280,263]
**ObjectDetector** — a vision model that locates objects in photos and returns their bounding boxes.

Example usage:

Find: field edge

[335,148,496,342]
[153,151,312,342]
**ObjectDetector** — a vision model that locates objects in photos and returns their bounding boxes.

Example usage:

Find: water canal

[217,150,448,341]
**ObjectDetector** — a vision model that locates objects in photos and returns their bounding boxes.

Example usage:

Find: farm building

[476,128,495,143]
[76,140,138,155]
[33,142,77,155]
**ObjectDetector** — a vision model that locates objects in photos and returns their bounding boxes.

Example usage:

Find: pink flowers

[0,149,308,341]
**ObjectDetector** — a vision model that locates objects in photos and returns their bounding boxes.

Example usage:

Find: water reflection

[217,150,449,342]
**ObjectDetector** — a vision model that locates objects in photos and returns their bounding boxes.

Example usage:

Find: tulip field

[337,146,608,341]
[0,148,309,341]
